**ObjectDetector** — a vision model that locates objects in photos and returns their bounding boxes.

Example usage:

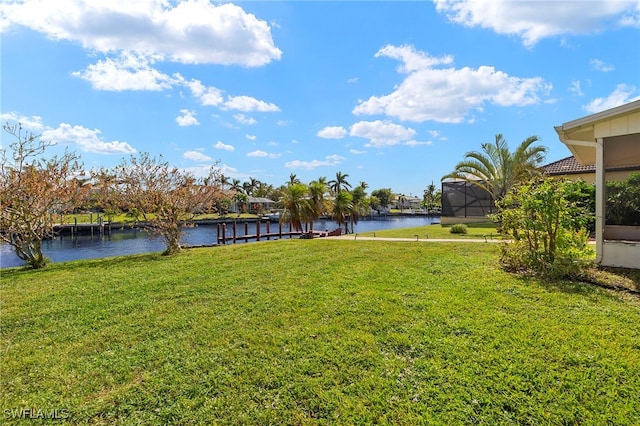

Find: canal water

[0,216,439,269]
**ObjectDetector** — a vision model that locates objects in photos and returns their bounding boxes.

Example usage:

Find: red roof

[542,156,595,175]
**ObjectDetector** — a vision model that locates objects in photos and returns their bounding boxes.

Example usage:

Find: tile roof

[542,156,640,175]
[542,156,595,175]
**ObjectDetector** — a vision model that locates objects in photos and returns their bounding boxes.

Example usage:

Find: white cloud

[183,163,239,180]
[245,134,256,141]
[317,126,347,139]
[42,123,136,154]
[583,84,639,114]
[234,114,257,125]
[277,120,292,127]
[0,0,281,66]
[404,140,433,147]
[176,109,199,127]
[375,44,454,72]
[0,112,135,154]
[569,80,584,96]
[0,112,46,131]
[285,155,345,170]
[353,44,551,123]
[183,150,212,163]
[223,96,280,112]
[590,58,615,72]
[348,77,359,84]
[72,53,176,91]
[247,150,280,158]
[185,79,224,106]
[350,120,416,147]
[434,0,639,47]
[349,149,367,155]
[214,141,235,152]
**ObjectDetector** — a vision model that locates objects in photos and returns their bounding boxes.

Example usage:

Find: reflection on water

[0,216,439,268]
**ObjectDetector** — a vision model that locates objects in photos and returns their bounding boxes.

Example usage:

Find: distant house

[395,195,422,211]
[555,99,640,269]
[247,196,277,213]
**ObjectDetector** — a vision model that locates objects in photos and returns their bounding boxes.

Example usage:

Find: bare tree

[0,124,86,269]
[93,153,225,255]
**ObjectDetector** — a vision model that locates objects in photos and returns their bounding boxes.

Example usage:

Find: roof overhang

[555,100,640,166]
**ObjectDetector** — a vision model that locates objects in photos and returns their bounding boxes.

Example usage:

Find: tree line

[1,123,441,269]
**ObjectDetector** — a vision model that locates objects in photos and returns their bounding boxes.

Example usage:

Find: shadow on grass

[512,266,640,303]
[516,274,602,297]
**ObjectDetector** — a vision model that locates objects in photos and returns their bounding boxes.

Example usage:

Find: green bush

[494,178,594,279]
[449,223,468,234]
[607,172,640,226]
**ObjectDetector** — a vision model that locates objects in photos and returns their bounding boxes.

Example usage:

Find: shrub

[449,224,468,234]
[494,178,594,279]
[606,172,640,226]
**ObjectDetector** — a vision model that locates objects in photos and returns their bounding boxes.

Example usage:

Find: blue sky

[1,0,639,197]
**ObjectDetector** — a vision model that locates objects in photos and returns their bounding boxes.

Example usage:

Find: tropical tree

[279,183,313,231]
[0,123,87,268]
[397,194,407,213]
[308,179,329,222]
[230,178,243,193]
[288,173,301,185]
[332,190,354,233]
[349,183,370,232]
[233,192,248,215]
[371,188,392,212]
[423,181,438,212]
[442,134,547,201]
[93,153,224,255]
[329,171,351,194]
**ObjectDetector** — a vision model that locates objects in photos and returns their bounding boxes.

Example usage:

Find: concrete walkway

[325,235,597,245]
[325,235,501,243]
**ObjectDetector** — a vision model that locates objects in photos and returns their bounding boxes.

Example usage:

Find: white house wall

[594,110,640,139]
[601,241,640,269]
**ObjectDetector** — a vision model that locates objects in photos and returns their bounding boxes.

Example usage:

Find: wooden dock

[216,221,342,244]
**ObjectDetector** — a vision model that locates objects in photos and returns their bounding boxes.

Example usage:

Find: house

[555,99,640,269]
[247,196,277,213]
[395,195,422,211]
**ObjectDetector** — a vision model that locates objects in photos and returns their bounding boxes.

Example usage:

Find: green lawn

[1,240,639,424]
[358,222,499,240]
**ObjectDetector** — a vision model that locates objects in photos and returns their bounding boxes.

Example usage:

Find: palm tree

[424,181,437,212]
[397,194,406,213]
[230,178,242,192]
[288,173,301,185]
[279,183,312,232]
[329,171,351,194]
[349,184,370,231]
[308,179,329,222]
[242,181,253,196]
[216,174,230,190]
[332,190,353,233]
[442,134,547,201]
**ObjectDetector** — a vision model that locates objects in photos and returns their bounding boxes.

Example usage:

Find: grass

[1,240,639,424]
[358,222,499,240]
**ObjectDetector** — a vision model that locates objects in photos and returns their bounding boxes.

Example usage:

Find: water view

[0,216,439,269]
